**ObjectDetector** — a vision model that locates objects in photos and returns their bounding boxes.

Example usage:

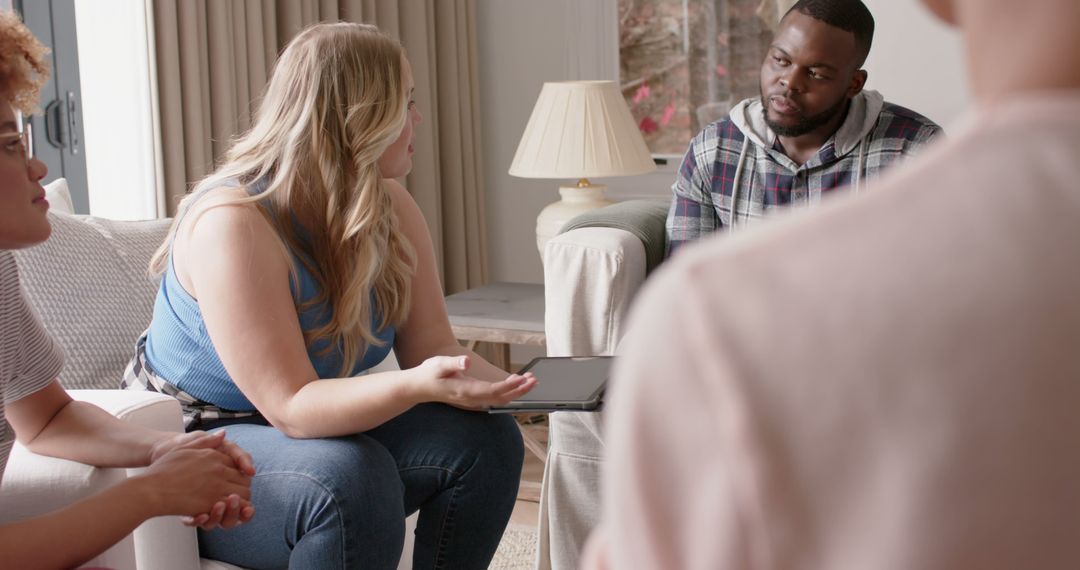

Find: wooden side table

[444,282,546,372]
[444,282,549,471]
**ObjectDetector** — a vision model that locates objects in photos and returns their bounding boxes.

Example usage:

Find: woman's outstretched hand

[415,355,537,410]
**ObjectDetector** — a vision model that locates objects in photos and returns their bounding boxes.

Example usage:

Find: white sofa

[536,199,669,570]
[1,181,414,569]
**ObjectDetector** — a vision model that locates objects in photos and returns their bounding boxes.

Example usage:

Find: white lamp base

[536,183,615,255]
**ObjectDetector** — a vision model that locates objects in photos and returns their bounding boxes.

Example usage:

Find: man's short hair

[786,0,875,68]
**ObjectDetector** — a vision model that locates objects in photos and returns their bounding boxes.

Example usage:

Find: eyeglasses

[0,127,32,165]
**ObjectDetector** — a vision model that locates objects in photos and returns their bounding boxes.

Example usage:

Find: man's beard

[762,95,849,138]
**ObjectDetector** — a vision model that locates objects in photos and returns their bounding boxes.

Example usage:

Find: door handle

[44,98,66,149]
[66,91,79,155]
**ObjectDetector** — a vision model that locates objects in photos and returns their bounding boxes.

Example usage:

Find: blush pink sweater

[592,90,1080,570]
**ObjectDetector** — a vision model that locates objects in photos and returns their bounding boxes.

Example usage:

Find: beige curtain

[153,0,488,293]
[758,0,799,23]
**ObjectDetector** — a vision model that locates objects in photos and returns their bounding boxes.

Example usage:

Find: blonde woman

[126,22,538,569]
[0,11,253,569]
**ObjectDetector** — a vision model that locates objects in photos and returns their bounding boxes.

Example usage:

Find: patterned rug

[489,524,538,569]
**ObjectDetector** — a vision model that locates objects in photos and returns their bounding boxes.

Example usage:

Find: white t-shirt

[0,250,63,482]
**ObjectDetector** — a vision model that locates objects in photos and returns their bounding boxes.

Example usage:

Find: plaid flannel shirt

[666,101,941,256]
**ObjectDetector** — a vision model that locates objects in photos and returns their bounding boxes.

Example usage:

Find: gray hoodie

[666,90,942,251]
[729,89,886,195]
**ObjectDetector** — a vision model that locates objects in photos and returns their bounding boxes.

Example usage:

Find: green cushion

[560,199,670,274]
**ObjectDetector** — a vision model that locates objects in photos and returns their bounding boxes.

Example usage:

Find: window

[8,0,158,219]
[16,0,89,212]
[619,0,778,156]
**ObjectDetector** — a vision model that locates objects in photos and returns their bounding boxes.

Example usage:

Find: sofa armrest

[559,199,669,274]
[68,389,184,432]
[544,227,648,357]
[544,198,668,357]
[0,390,184,570]
[5,390,203,570]
[0,442,138,569]
[67,391,203,570]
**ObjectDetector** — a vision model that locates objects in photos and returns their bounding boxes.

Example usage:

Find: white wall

[74,0,161,220]
[862,0,969,128]
[477,0,969,285]
[477,0,675,285]
[476,0,579,285]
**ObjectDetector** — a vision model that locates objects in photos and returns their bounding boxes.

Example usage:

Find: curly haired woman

[0,10,254,569]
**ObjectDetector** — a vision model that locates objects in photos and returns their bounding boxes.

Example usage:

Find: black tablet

[488,356,613,413]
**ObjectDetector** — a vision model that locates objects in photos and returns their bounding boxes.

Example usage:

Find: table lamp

[509,80,656,254]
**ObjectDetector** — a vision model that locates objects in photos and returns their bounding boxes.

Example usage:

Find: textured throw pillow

[43,178,75,215]
[13,212,171,390]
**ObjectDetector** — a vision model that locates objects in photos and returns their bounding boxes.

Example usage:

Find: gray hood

[729,89,885,157]
[718,90,885,230]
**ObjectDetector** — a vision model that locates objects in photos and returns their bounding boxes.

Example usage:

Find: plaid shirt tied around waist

[122,332,259,430]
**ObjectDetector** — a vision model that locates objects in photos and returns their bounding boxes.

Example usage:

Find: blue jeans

[196,403,524,569]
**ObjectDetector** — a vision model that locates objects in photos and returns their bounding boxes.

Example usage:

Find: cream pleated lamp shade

[509,81,656,179]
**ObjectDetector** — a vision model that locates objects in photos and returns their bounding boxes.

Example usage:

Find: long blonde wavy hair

[150,22,416,377]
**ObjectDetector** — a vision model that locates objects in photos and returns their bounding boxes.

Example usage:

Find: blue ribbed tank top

[144,198,395,411]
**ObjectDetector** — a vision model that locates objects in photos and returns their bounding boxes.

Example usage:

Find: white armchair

[537,199,669,570]
[1,390,204,570]
[0,196,226,569]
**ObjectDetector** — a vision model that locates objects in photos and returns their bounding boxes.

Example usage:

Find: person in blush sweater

[587,0,1080,568]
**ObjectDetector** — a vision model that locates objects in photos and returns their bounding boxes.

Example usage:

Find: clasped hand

[147,430,256,529]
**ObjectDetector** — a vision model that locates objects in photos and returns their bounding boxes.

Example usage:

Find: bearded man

[667,0,941,254]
